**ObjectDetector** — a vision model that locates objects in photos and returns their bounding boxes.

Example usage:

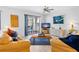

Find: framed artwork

[53,15,64,24]
[11,15,19,27]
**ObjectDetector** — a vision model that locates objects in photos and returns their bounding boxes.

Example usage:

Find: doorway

[24,15,41,36]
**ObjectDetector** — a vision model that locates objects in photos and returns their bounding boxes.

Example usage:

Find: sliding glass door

[25,15,40,36]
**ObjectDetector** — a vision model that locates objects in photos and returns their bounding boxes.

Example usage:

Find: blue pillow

[10,31,18,41]
[11,31,17,37]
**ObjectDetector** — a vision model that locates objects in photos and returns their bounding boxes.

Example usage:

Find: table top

[32,35,52,39]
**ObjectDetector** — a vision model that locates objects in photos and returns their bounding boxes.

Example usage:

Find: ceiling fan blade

[43,6,54,13]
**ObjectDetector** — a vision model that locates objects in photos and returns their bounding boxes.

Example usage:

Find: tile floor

[30,45,51,52]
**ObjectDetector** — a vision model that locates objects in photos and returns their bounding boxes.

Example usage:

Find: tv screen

[41,23,50,28]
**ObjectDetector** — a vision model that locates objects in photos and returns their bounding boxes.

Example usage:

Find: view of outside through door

[25,15,41,35]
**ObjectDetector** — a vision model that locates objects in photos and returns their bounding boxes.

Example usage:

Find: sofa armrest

[50,36,77,52]
[17,40,30,48]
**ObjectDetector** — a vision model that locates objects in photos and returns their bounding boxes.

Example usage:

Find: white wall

[45,7,79,32]
[1,6,79,36]
[0,7,42,36]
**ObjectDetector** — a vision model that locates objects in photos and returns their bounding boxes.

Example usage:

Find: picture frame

[53,15,64,24]
[11,15,19,27]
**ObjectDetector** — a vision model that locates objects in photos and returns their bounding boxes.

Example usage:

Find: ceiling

[8,6,79,14]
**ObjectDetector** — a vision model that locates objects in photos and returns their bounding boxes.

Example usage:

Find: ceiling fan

[43,6,54,13]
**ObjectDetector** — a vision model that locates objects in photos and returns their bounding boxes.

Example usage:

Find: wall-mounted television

[41,23,50,28]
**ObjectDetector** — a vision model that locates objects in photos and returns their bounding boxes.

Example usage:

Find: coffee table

[30,35,52,45]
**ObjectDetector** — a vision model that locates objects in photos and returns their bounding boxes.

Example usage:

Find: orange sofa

[0,33,30,52]
[50,36,77,52]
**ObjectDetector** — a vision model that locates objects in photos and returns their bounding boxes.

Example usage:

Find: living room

[0,6,79,52]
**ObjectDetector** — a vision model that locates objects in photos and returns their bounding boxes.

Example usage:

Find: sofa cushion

[0,33,12,45]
